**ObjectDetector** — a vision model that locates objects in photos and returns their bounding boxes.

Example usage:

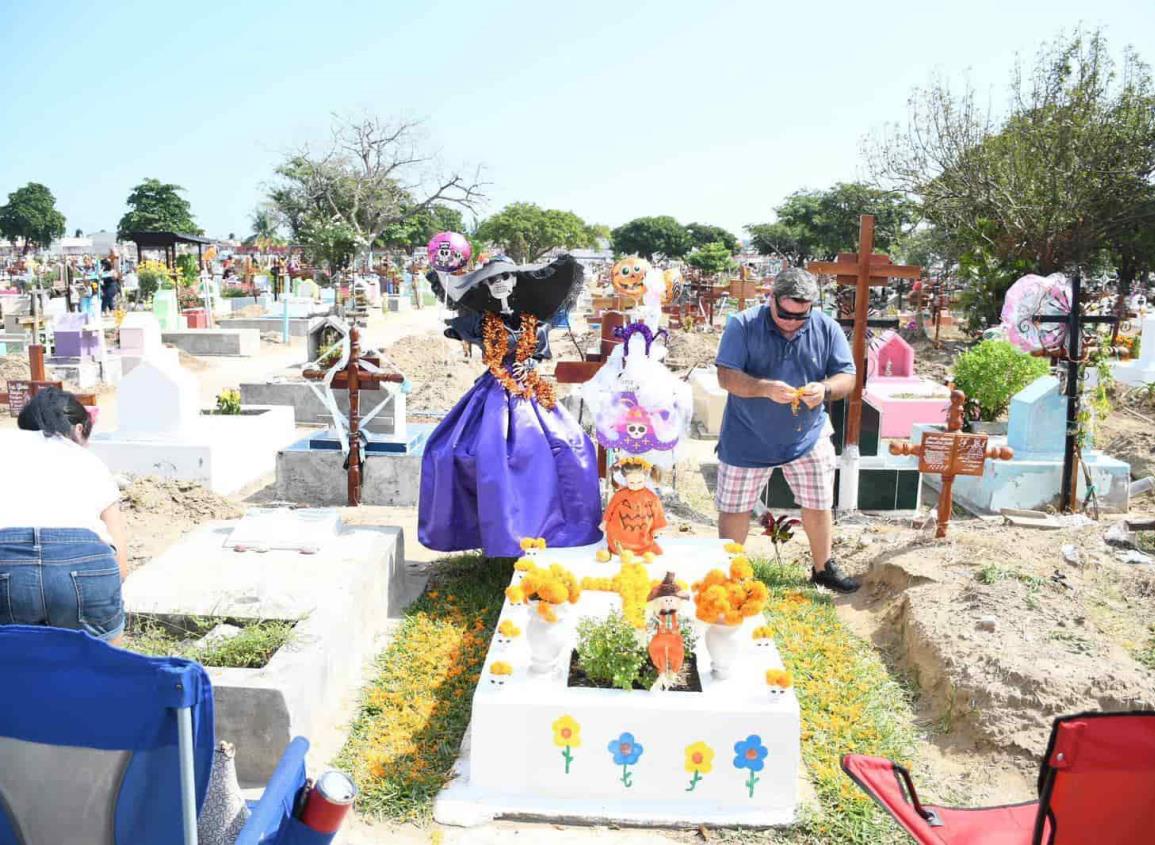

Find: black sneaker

[810,559,860,594]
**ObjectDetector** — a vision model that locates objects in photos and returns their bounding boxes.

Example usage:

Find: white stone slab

[435,537,800,828]
[115,355,200,434]
[690,368,727,436]
[226,508,343,553]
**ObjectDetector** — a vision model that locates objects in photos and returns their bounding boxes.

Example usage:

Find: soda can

[300,770,357,833]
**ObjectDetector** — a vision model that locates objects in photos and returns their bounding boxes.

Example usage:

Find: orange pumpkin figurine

[647,572,688,681]
[611,256,651,302]
[600,459,667,556]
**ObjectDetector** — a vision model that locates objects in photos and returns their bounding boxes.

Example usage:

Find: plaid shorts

[715,431,837,513]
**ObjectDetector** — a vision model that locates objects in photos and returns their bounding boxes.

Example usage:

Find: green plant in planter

[576,611,647,691]
[215,388,242,415]
[952,339,1050,421]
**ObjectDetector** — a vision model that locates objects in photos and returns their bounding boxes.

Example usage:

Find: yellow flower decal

[684,741,714,774]
[552,714,580,774]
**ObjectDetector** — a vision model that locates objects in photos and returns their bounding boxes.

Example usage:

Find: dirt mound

[383,331,484,416]
[1096,406,1155,480]
[663,327,723,374]
[0,354,31,382]
[119,477,244,572]
[850,522,1155,766]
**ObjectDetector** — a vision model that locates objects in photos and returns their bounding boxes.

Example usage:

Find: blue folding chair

[0,625,325,845]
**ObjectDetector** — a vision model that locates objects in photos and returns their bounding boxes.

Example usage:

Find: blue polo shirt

[715,305,855,467]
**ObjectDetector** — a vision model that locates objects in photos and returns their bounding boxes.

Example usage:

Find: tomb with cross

[888,390,1014,538]
[806,215,921,510]
[301,323,406,506]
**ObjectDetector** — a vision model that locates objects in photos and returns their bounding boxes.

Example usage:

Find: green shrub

[221,286,253,299]
[952,339,1050,421]
[215,388,242,415]
[575,612,647,691]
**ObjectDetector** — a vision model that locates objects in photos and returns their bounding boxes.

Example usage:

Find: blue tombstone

[1007,376,1069,456]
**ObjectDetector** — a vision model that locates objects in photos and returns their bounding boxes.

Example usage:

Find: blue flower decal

[607,732,644,787]
[733,734,769,797]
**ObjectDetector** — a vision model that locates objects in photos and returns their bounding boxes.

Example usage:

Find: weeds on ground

[127,616,294,668]
[337,554,508,823]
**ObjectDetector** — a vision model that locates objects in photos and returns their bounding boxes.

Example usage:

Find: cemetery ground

[4,314,1154,844]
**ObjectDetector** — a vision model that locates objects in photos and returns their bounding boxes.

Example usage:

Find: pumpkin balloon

[611,256,651,301]
[662,268,683,305]
[427,231,472,273]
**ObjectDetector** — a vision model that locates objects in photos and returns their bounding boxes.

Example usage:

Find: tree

[267,114,483,269]
[611,216,692,260]
[245,204,284,248]
[475,203,596,263]
[378,204,466,251]
[686,242,737,277]
[686,222,739,252]
[73,228,83,238]
[0,183,66,253]
[745,183,916,264]
[867,29,1155,326]
[117,178,201,237]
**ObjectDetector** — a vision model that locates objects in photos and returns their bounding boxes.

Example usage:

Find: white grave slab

[226,508,343,553]
[435,537,800,828]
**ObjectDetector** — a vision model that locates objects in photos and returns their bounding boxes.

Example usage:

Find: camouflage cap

[771,267,820,303]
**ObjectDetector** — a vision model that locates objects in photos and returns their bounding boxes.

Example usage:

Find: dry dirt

[382,331,484,415]
[118,476,244,573]
[1096,390,1155,480]
[833,517,1155,791]
[0,353,31,382]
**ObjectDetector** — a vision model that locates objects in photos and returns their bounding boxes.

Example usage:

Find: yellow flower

[723,541,745,554]
[519,538,535,551]
[684,741,715,774]
[730,556,753,580]
[514,557,534,571]
[766,668,793,688]
[490,661,513,675]
[505,585,525,604]
[753,626,772,640]
[552,715,581,748]
[497,620,521,637]
[595,549,612,562]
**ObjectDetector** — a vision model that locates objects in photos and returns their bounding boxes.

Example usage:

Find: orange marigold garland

[482,311,557,409]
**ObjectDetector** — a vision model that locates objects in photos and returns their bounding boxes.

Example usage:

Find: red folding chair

[842,710,1155,844]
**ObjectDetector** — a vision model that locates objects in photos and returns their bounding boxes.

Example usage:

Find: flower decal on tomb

[552,715,581,774]
[607,732,644,788]
[683,741,714,792]
[733,735,769,798]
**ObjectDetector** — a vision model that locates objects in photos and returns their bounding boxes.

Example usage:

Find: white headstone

[116,356,200,434]
[119,312,163,357]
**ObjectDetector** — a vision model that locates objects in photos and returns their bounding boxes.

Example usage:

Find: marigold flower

[489,661,513,676]
[765,669,793,688]
[505,586,525,604]
[498,620,521,637]
[519,538,536,551]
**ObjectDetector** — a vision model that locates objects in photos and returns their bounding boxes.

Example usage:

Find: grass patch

[336,554,509,823]
[750,559,920,844]
[1137,532,1155,556]
[126,615,294,668]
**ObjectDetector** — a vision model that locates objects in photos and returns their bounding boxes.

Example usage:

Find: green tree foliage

[475,202,596,263]
[117,178,201,238]
[746,183,915,264]
[0,183,66,253]
[611,215,692,260]
[245,204,284,248]
[686,241,737,277]
[869,29,1155,328]
[686,222,739,252]
[267,115,483,271]
[378,204,466,250]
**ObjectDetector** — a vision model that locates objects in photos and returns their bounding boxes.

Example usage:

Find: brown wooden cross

[889,390,1014,538]
[807,215,921,448]
[554,311,627,478]
[301,324,404,506]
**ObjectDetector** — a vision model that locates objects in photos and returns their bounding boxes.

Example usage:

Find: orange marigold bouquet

[511,562,581,622]
[692,556,769,625]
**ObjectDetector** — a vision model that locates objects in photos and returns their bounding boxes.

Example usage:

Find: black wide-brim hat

[429,254,583,321]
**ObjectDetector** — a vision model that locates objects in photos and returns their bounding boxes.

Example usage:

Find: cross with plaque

[889,389,1014,538]
[301,324,405,506]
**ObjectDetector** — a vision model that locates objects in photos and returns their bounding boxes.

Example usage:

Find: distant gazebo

[126,231,215,268]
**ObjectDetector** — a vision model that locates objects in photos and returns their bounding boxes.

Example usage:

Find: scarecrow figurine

[600,457,667,557]
[647,572,688,684]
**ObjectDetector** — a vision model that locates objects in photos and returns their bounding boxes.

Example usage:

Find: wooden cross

[807,215,921,447]
[554,311,627,479]
[1033,271,1118,513]
[301,324,404,506]
[889,390,1014,538]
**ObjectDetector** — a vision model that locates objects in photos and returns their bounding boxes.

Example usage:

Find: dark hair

[17,387,93,442]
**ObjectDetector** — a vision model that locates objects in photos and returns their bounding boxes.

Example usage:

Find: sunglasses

[775,298,812,322]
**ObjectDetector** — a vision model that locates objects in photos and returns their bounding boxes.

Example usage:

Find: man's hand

[764,380,799,404]
[799,382,826,410]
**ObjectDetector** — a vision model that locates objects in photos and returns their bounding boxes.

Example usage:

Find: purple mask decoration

[614,322,668,358]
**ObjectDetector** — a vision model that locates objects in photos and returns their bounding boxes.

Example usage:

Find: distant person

[100,254,119,313]
[0,388,127,641]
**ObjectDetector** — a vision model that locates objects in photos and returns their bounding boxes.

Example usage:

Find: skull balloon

[427,231,472,273]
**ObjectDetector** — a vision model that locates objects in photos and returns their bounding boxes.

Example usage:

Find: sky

[2,0,1153,242]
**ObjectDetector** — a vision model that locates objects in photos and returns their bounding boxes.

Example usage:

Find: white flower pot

[705,623,741,680]
[528,603,568,675]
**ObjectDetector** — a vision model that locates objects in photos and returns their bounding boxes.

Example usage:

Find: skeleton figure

[486,269,517,316]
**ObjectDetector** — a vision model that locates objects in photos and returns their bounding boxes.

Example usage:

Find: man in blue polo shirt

[714,267,859,593]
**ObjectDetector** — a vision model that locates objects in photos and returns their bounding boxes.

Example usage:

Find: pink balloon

[427,231,472,273]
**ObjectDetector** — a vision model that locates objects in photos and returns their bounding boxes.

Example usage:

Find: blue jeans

[0,528,124,641]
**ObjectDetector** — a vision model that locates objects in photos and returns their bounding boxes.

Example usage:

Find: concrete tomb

[161,327,261,357]
[862,331,950,439]
[914,375,1131,514]
[89,354,297,494]
[1108,315,1155,387]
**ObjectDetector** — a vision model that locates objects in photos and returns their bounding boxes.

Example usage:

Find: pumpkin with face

[611,256,651,301]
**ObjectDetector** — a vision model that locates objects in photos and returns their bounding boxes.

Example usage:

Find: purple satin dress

[418,314,602,558]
